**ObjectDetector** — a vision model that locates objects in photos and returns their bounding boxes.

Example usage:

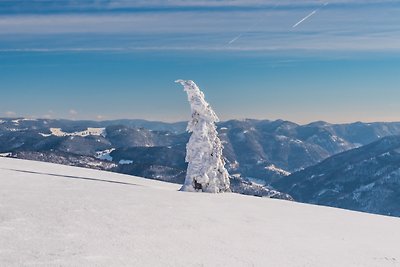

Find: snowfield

[41,127,106,137]
[0,158,400,267]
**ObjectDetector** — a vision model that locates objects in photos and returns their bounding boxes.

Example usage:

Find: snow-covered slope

[45,127,106,137]
[0,158,399,267]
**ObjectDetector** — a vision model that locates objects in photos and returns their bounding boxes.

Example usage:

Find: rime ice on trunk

[176,80,230,193]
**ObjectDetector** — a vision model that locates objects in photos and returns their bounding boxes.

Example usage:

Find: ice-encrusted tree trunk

[176,80,230,193]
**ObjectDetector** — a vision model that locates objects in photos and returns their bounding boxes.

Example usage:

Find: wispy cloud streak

[0,1,399,53]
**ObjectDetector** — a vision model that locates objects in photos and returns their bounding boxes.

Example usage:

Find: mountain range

[1,117,400,215]
[274,135,400,217]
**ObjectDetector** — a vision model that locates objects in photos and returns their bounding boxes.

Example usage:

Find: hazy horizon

[3,115,400,126]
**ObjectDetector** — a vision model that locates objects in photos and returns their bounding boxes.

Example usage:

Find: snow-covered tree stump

[176,80,230,193]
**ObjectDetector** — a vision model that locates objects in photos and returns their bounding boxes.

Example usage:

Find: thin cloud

[42,114,53,119]
[0,1,399,53]
[4,111,17,117]
[42,110,55,119]
[0,1,398,16]
[24,0,399,8]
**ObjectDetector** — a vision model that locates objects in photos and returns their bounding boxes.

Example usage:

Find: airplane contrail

[227,2,328,45]
[227,20,263,46]
[227,4,279,46]
[228,34,243,45]
[292,2,329,28]
[292,10,317,28]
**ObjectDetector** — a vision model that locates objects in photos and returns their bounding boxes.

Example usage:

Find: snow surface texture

[41,128,106,137]
[176,79,230,193]
[1,158,400,267]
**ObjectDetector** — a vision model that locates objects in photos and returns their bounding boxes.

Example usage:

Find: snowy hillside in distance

[273,135,400,217]
[1,158,400,267]
[43,127,106,137]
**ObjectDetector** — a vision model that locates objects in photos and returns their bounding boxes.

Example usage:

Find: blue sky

[1,0,400,123]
